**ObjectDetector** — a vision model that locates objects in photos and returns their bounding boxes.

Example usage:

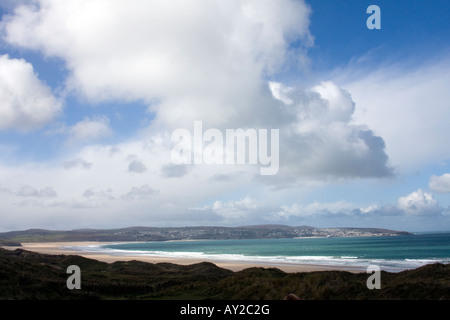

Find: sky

[0,0,449,232]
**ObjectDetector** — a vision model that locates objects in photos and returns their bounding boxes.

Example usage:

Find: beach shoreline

[2,241,367,273]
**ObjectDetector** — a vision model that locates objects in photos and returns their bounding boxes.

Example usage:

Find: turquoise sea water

[83,232,450,272]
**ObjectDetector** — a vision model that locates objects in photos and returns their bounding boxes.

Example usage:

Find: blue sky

[0,0,449,232]
[308,0,450,68]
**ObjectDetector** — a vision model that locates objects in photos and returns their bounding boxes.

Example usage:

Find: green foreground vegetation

[0,248,448,300]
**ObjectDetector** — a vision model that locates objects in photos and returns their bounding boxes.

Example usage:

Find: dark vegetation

[0,248,448,300]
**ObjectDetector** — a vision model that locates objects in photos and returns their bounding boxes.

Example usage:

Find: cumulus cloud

[122,185,158,201]
[0,54,62,131]
[186,190,450,229]
[61,158,93,170]
[15,185,57,198]
[190,197,272,225]
[212,197,260,218]
[0,0,312,129]
[276,200,357,219]
[67,117,112,143]
[62,188,116,209]
[429,174,450,194]
[161,164,190,178]
[45,116,113,144]
[127,160,147,173]
[0,0,391,185]
[1,1,435,231]
[82,188,114,200]
[397,189,439,215]
[345,58,450,172]
[267,80,392,184]
[0,185,59,211]
[268,81,293,105]
[306,189,444,219]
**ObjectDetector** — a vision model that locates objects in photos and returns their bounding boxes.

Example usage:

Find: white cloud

[187,191,449,229]
[67,116,112,143]
[0,1,391,185]
[161,164,190,178]
[189,197,273,225]
[0,54,62,131]
[0,0,312,130]
[344,58,450,172]
[212,197,260,218]
[429,174,450,194]
[15,185,57,198]
[76,188,116,208]
[3,1,446,232]
[266,81,392,185]
[277,200,356,219]
[397,189,439,216]
[127,160,147,174]
[0,143,448,229]
[122,185,158,201]
[268,81,293,105]
[312,81,355,122]
[82,188,114,200]
[61,158,93,170]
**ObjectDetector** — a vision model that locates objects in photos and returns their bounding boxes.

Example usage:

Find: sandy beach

[3,241,366,273]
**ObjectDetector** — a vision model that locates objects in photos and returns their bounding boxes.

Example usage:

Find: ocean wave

[63,244,450,272]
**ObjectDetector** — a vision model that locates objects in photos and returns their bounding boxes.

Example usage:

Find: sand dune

[5,241,365,273]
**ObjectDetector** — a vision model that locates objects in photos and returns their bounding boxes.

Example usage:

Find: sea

[74,232,450,273]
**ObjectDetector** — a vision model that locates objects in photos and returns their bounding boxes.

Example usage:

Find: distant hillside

[0,225,413,243]
[0,248,448,300]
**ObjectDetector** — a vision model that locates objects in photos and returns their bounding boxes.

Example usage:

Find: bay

[98,232,450,272]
